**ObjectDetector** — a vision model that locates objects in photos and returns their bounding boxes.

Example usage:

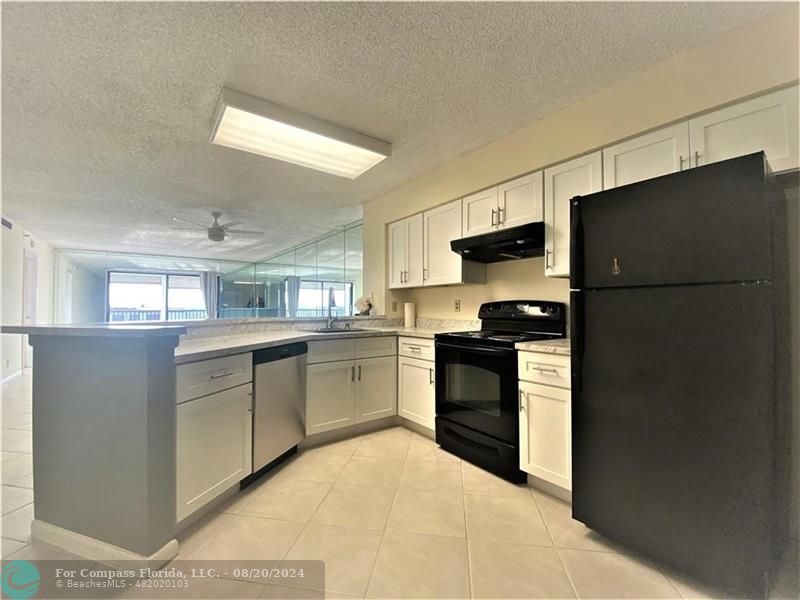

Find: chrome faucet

[327,287,336,329]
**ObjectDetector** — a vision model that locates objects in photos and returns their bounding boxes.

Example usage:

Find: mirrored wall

[219,222,364,319]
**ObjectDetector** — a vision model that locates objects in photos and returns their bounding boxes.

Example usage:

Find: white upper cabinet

[689,86,799,172]
[544,151,602,278]
[603,123,690,189]
[462,172,543,237]
[388,214,424,289]
[423,199,462,286]
[405,214,424,288]
[462,187,499,237]
[388,220,406,289]
[497,171,543,229]
[390,199,485,289]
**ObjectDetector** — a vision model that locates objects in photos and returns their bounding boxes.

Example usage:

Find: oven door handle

[434,341,516,356]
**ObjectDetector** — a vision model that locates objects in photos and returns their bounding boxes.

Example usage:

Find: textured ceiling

[2,2,783,261]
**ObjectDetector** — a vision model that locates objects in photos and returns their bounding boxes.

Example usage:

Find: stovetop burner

[434,300,567,349]
[437,330,560,347]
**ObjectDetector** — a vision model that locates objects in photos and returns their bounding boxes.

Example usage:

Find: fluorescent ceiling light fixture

[210,88,391,179]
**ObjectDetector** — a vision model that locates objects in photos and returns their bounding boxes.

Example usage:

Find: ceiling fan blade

[220,220,243,229]
[226,229,264,235]
[172,216,208,227]
[170,226,207,231]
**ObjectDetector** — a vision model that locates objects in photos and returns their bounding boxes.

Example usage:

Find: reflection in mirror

[52,221,363,323]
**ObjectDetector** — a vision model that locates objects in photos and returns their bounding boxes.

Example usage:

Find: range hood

[451,222,545,263]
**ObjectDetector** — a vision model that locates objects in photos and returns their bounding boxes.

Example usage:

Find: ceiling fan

[170,211,264,242]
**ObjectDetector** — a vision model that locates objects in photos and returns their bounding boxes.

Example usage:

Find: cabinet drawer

[518,352,570,388]
[177,352,253,403]
[307,340,356,364]
[398,337,434,360]
[355,336,397,359]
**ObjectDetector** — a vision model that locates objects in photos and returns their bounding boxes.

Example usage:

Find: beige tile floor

[2,370,798,599]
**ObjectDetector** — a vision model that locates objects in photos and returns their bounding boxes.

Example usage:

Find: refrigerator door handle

[570,290,585,394]
[570,197,585,287]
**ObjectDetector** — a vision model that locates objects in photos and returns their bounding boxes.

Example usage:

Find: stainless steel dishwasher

[249,343,307,481]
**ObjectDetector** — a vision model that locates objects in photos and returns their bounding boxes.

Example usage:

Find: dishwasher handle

[253,342,308,364]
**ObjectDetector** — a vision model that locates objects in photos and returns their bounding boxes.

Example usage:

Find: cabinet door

[306,361,355,435]
[689,86,799,172]
[176,384,253,522]
[497,171,543,229]
[398,356,435,431]
[603,123,690,189]
[544,151,602,278]
[388,220,407,289]
[423,199,463,286]
[355,356,397,423]
[462,187,499,237]
[405,214,424,288]
[519,381,571,490]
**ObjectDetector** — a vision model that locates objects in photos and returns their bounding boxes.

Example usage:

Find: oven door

[435,341,519,445]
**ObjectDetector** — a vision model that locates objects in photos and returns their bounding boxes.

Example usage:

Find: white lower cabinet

[306,361,356,435]
[519,380,571,491]
[176,383,253,522]
[398,356,435,430]
[306,354,397,435]
[355,356,398,423]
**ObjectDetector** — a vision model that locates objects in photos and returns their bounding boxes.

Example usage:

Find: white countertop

[515,338,571,355]
[175,327,444,364]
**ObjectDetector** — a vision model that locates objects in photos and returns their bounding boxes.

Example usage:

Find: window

[107,272,207,322]
[289,280,353,318]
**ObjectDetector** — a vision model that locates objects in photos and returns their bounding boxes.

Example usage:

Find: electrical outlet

[454,299,461,312]
[391,300,398,312]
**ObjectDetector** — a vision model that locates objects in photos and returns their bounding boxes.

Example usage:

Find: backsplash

[181,316,480,339]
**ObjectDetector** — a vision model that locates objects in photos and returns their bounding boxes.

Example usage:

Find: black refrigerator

[570,152,790,598]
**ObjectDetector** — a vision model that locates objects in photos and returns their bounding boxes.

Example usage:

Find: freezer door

[571,283,776,597]
[571,152,773,289]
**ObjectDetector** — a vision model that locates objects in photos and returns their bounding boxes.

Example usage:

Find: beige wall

[55,252,105,324]
[363,5,800,319]
[1,220,56,378]
[2,218,25,380]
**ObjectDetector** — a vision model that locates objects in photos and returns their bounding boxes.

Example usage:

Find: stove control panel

[478,300,564,321]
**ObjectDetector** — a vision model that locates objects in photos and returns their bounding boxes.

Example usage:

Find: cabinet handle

[694,150,702,167]
[533,366,559,375]
[209,370,234,380]
[423,267,428,281]
[498,206,505,225]
[491,208,497,227]
[404,270,408,283]
[429,368,434,385]
[544,249,551,270]
[358,365,362,381]
[519,389,526,412]
[679,155,685,171]
[351,366,355,382]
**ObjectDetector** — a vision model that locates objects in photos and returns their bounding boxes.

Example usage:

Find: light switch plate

[454,299,461,312]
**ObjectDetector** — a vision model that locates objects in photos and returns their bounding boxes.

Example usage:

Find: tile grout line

[529,487,581,599]
[460,457,475,600]
[361,432,410,599]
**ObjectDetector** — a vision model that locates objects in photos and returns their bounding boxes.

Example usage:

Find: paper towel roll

[404,303,417,328]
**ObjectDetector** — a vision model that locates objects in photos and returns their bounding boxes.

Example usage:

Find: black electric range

[434,300,566,482]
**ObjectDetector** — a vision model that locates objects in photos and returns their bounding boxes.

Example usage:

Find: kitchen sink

[314,327,370,333]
